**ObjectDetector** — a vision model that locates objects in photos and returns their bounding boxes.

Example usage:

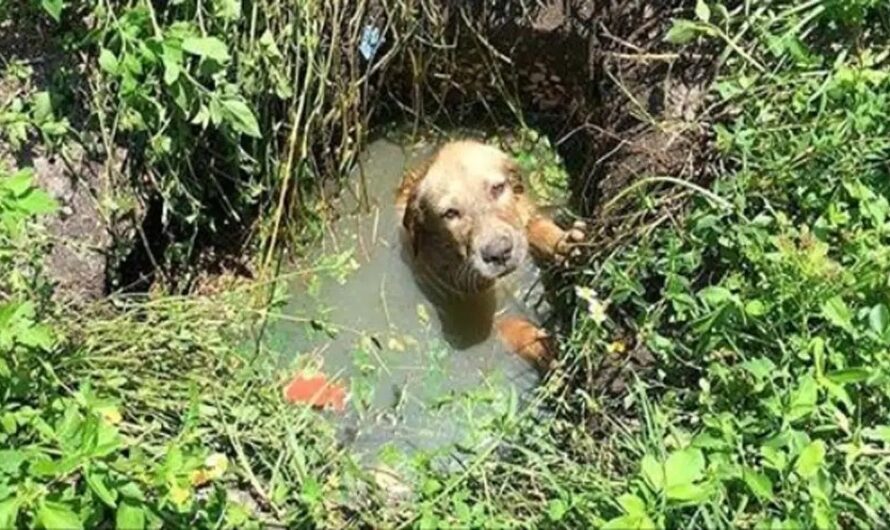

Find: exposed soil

[2,0,721,310]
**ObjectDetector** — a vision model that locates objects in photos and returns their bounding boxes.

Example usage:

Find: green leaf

[602,514,656,530]
[698,286,733,306]
[743,468,773,500]
[215,0,242,21]
[665,19,703,44]
[221,98,261,138]
[3,168,35,195]
[98,49,120,75]
[0,497,20,529]
[741,357,777,381]
[664,448,705,488]
[695,0,711,23]
[826,368,870,384]
[18,323,55,350]
[663,448,708,501]
[617,494,647,515]
[868,304,889,337]
[115,500,145,530]
[0,450,26,474]
[665,482,710,502]
[547,498,567,521]
[31,92,53,124]
[821,296,854,334]
[40,0,64,22]
[37,500,83,530]
[86,471,117,508]
[744,299,766,316]
[181,37,230,63]
[17,189,59,215]
[787,374,818,422]
[641,454,664,490]
[795,440,826,479]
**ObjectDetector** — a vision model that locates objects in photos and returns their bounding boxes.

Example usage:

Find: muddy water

[266,137,548,463]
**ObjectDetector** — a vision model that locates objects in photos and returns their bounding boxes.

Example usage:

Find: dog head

[402,140,529,295]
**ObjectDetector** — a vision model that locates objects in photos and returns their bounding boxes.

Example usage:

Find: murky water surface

[266,138,547,462]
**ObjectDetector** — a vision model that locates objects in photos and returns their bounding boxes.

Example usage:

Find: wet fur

[397,140,583,371]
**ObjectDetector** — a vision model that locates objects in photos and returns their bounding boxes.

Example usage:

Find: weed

[560,2,890,528]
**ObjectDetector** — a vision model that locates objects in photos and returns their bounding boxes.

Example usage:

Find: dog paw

[495,316,557,373]
[554,220,587,262]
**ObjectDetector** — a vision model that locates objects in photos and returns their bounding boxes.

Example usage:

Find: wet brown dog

[397,140,584,371]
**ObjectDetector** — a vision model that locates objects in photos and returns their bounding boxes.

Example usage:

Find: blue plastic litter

[359,25,383,61]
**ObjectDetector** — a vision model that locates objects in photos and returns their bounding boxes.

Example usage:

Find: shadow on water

[264,136,550,466]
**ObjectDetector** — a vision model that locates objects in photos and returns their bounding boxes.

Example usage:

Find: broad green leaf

[795,440,825,479]
[745,299,766,316]
[161,43,182,85]
[0,450,26,474]
[31,92,53,123]
[698,286,733,306]
[16,188,58,216]
[695,0,711,23]
[40,0,64,21]
[617,494,647,516]
[37,500,83,530]
[665,482,709,502]
[760,446,787,471]
[743,468,773,500]
[821,296,854,334]
[116,500,145,530]
[787,374,817,422]
[221,98,262,138]
[641,454,664,490]
[740,357,777,381]
[665,19,703,44]
[0,497,20,529]
[17,323,55,350]
[3,168,34,196]
[664,448,705,488]
[868,304,889,336]
[181,37,230,63]
[86,471,117,507]
[98,49,119,75]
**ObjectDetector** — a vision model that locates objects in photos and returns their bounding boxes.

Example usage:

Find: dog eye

[491,182,506,198]
[442,208,461,220]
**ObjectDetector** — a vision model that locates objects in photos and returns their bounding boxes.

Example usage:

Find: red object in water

[283,373,347,412]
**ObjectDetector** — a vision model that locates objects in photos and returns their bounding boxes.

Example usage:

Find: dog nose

[481,236,513,265]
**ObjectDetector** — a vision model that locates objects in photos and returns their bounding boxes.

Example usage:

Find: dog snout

[481,235,514,265]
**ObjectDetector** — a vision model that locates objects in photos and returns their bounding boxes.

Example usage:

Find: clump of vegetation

[559,2,890,528]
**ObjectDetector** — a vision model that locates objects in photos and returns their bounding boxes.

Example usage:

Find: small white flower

[575,286,608,325]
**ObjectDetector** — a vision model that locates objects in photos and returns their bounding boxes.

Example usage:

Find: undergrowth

[0,168,386,527]
[555,2,890,528]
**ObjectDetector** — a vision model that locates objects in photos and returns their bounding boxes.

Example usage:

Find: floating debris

[283,373,348,412]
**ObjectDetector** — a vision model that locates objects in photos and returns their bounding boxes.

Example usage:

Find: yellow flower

[98,406,122,425]
[189,470,210,487]
[169,483,191,506]
[607,340,626,354]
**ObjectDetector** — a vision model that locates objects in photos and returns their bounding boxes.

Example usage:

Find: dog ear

[402,186,423,256]
[502,157,525,194]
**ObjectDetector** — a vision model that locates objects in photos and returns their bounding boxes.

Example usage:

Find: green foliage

[579,2,890,528]
[0,166,367,527]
